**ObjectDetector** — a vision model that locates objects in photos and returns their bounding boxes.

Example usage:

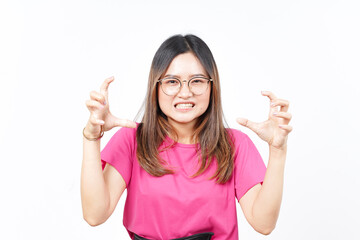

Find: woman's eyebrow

[163,73,207,78]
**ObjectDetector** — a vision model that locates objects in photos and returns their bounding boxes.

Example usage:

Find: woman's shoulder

[226,128,249,141]
[112,122,139,141]
[226,128,256,149]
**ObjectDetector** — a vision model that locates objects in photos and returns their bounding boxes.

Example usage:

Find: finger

[271,98,290,112]
[89,91,106,105]
[100,76,115,100]
[261,91,277,101]
[89,114,105,125]
[85,99,105,111]
[236,118,258,132]
[262,91,279,117]
[273,111,292,124]
[278,124,293,133]
[114,118,137,128]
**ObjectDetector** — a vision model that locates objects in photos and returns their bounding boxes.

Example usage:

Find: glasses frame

[157,76,213,96]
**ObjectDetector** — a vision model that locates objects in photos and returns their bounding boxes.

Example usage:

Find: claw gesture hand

[84,76,137,139]
[236,91,293,150]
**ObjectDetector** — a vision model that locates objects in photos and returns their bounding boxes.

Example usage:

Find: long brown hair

[136,34,234,184]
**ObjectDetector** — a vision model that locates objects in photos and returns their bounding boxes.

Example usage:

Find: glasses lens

[161,78,180,95]
[189,78,209,95]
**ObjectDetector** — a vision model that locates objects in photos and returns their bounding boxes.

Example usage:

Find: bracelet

[83,125,104,141]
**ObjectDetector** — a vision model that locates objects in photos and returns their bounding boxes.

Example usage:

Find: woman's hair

[136,34,234,184]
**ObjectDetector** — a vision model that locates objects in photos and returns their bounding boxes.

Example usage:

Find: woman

[81,34,292,240]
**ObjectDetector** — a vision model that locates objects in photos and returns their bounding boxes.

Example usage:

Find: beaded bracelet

[83,125,104,141]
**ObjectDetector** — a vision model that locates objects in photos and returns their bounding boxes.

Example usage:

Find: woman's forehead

[164,52,207,77]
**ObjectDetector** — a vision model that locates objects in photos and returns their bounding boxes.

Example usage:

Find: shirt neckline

[164,136,200,148]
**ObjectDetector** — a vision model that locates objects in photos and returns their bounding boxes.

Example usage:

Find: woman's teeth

[176,103,194,109]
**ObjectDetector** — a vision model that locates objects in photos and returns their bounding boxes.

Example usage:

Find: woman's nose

[177,81,193,98]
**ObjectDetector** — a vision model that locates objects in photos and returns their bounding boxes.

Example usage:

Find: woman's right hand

[84,76,137,139]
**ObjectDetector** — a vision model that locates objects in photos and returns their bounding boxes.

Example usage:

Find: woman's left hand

[236,91,293,150]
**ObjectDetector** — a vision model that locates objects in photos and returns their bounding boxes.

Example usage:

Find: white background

[1,0,359,239]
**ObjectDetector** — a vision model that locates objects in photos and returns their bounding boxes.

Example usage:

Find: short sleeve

[100,126,137,188]
[232,129,267,201]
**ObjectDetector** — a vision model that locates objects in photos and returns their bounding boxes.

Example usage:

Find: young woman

[81,34,292,240]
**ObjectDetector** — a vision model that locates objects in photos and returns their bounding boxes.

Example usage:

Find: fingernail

[103,101,106,105]
[271,102,276,106]
[97,119,105,124]
[273,112,278,115]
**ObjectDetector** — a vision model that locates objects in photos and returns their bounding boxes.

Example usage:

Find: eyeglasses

[157,76,213,96]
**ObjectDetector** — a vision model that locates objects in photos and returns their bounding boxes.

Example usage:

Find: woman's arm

[236,91,292,235]
[81,125,127,226]
[239,146,286,235]
[81,127,111,226]
[81,76,135,226]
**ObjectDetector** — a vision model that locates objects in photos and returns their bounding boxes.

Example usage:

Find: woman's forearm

[252,146,287,233]
[81,127,110,226]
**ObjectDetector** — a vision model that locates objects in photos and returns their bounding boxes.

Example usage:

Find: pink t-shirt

[101,125,266,240]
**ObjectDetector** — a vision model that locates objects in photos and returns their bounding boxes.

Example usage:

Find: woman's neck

[168,120,196,144]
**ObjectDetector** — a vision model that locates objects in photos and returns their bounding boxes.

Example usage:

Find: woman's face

[158,52,211,130]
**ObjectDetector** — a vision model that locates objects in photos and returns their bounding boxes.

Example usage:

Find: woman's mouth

[175,103,194,109]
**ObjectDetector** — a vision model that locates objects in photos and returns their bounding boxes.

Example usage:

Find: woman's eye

[164,79,178,85]
[191,79,206,84]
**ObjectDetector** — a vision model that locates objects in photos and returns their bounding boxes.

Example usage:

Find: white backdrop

[1,0,359,239]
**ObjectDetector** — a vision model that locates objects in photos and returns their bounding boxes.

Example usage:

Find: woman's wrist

[83,125,104,141]
[269,145,287,159]
[269,144,287,152]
